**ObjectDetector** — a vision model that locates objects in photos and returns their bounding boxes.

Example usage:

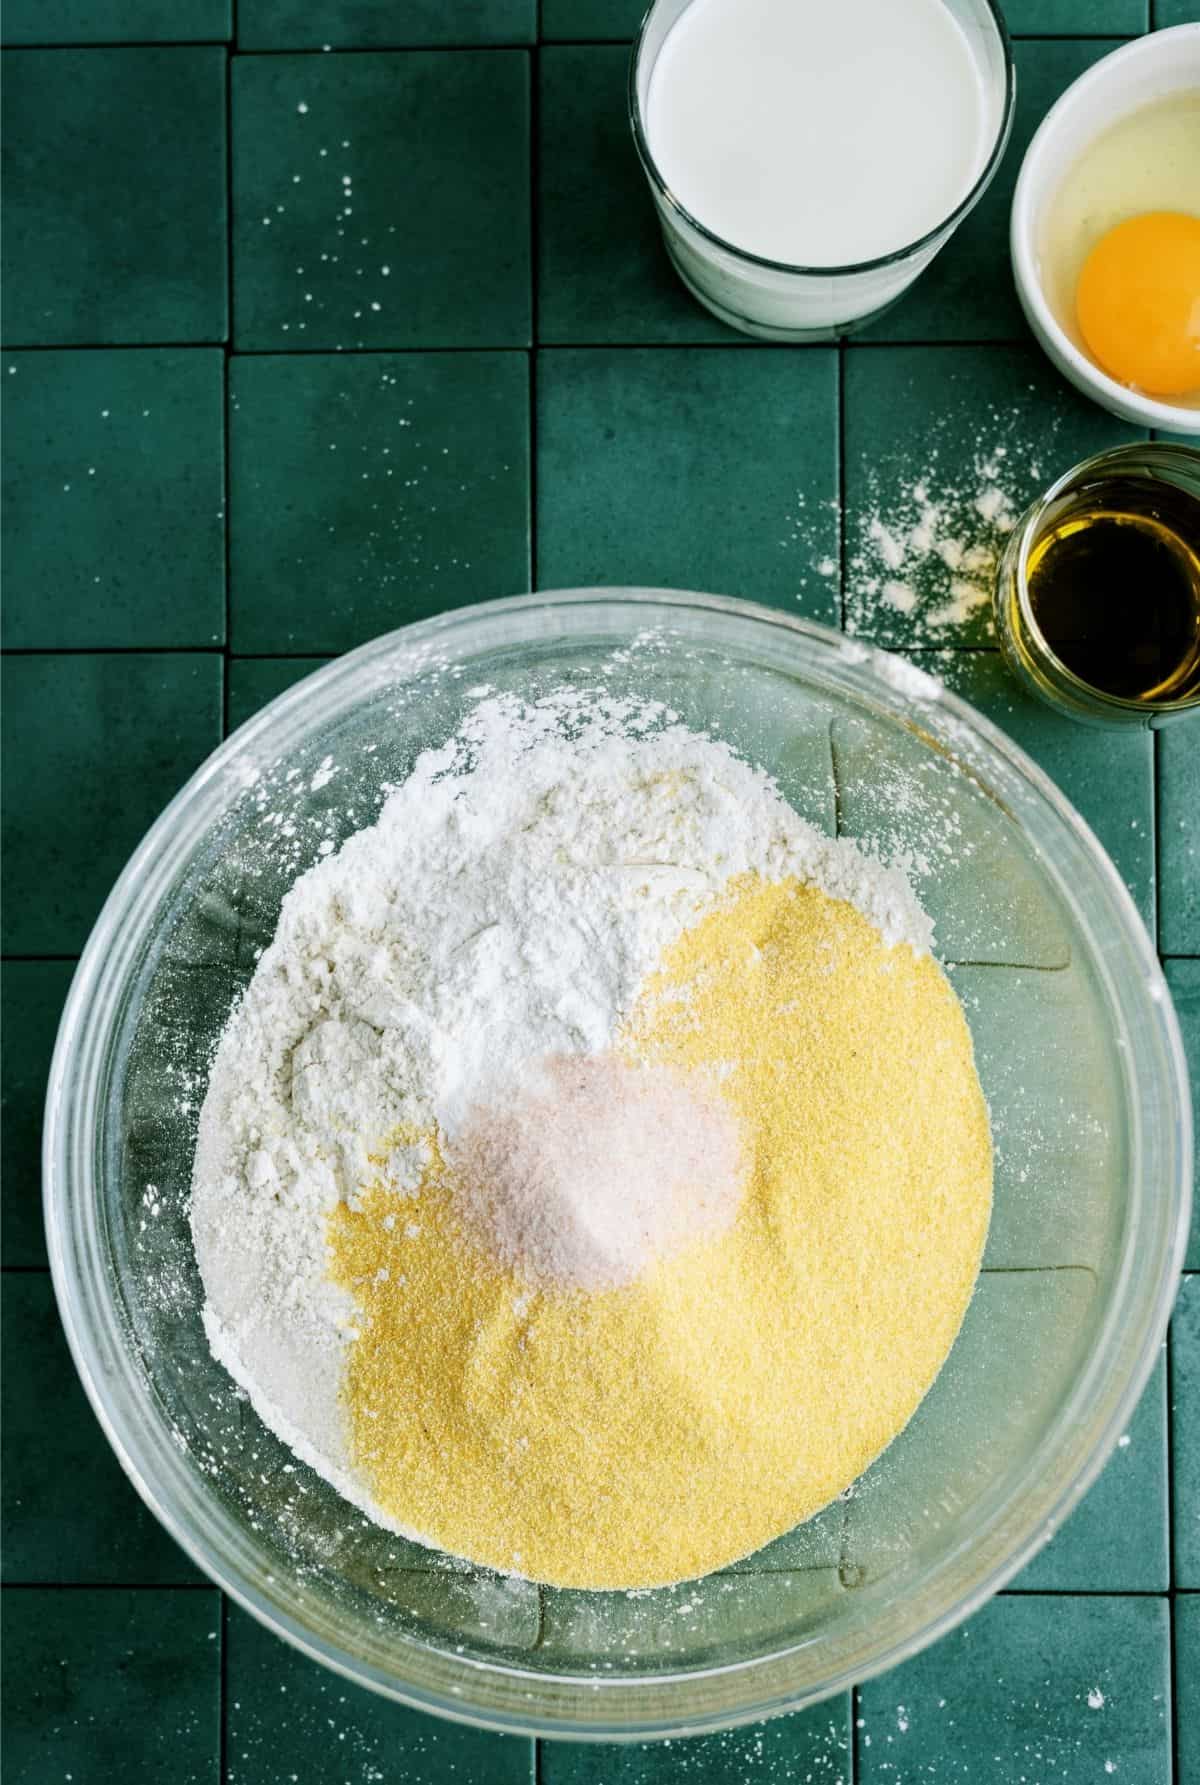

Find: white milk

[647,0,990,266]
[635,0,1008,335]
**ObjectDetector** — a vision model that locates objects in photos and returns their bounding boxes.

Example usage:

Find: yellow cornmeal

[328,876,992,1590]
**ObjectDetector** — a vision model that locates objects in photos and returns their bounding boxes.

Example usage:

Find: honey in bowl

[996,446,1200,723]
[1026,474,1200,704]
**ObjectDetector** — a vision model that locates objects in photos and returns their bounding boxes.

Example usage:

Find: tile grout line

[0,337,1041,355]
[1,953,81,962]
[2,38,233,50]
[3,340,233,353]
[3,38,542,54]
[1154,727,1163,963]
[1170,1589,1181,1785]
[837,343,847,634]
[223,27,235,710]
[1,649,340,663]
[996,1586,1175,1599]
[0,32,1143,51]
[235,38,542,54]
[0,642,1038,663]
[1151,694,1175,1772]
[0,1579,219,1589]
[0,341,536,354]
[530,24,540,1766]
[1168,1332,1182,1785]
[529,34,539,595]
[3,1577,1190,1595]
[219,1587,230,1785]
[219,13,234,1766]
[1154,711,1178,1785]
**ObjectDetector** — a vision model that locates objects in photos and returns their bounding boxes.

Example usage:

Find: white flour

[847,408,1065,642]
[850,454,1023,638]
[190,688,931,1528]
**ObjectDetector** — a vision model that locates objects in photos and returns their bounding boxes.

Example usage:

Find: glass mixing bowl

[44,591,1191,1740]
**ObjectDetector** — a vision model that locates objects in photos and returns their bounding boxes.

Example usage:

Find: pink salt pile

[447,1052,745,1291]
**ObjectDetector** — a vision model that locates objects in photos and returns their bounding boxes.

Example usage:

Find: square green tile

[229,352,530,652]
[541,1699,852,1783]
[1014,1355,1168,1590]
[1160,721,1200,955]
[1,0,230,41]
[1,961,75,1268]
[1,49,227,345]
[1174,1273,1200,1588]
[857,1594,1171,1782]
[541,0,644,36]
[843,344,1145,646]
[1178,1594,1200,1785]
[1165,961,1200,1271]
[226,656,333,731]
[238,0,535,47]
[1155,0,1199,21]
[0,1587,219,1784]
[860,40,1122,346]
[538,46,734,344]
[232,51,530,349]
[2,351,225,649]
[1005,0,1147,25]
[1,653,222,954]
[224,1601,533,1784]
[1,1275,199,1582]
[917,649,1154,931]
[537,347,839,615]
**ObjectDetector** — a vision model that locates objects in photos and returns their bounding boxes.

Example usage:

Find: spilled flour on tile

[847,405,1068,642]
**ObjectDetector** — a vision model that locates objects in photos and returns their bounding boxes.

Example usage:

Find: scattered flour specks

[847,404,1070,643]
[780,488,841,608]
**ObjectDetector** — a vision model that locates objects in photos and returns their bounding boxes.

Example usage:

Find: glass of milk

[631,0,1015,339]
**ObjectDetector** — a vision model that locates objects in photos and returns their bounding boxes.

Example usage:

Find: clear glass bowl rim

[627,0,1017,279]
[43,589,1192,1742]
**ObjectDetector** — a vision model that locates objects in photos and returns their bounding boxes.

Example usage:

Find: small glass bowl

[45,592,1190,1739]
[629,0,1015,341]
[995,443,1200,727]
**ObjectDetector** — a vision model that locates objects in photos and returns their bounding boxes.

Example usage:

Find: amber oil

[997,445,1200,725]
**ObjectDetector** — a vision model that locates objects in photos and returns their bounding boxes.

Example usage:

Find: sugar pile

[449,1052,745,1291]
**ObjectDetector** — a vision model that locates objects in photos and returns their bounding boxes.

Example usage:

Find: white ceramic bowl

[1010,26,1200,434]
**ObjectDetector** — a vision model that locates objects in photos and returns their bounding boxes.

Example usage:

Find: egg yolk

[1076,212,1200,399]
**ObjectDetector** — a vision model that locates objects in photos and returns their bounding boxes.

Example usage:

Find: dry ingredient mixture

[191,690,992,1590]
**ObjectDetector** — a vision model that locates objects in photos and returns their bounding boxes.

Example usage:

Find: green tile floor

[1,0,1197,1779]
